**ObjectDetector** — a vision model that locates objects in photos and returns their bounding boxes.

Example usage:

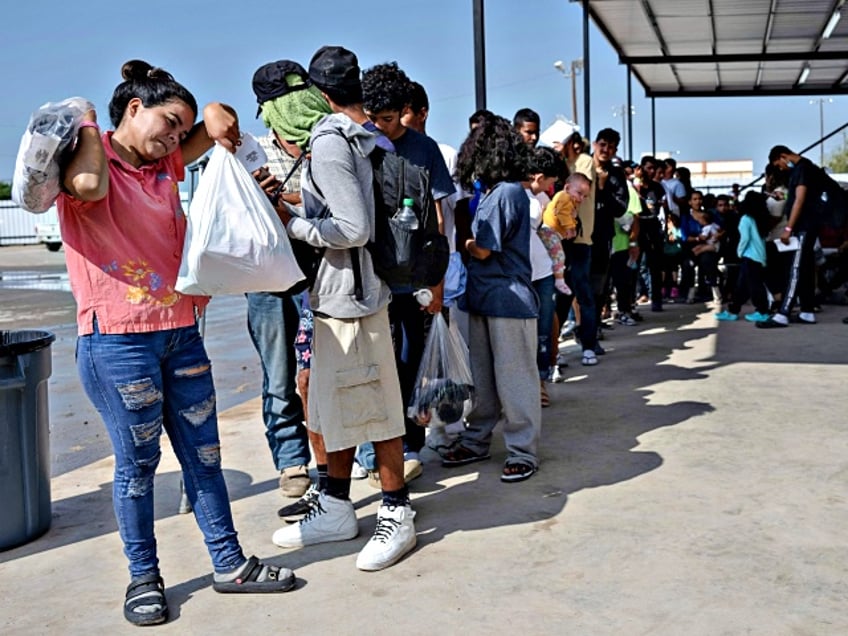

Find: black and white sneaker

[277,484,320,522]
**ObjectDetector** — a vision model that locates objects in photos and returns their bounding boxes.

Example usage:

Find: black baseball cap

[308,45,361,92]
[252,60,310,117]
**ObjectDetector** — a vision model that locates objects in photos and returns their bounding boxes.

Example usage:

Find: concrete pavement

[2,302,847,635]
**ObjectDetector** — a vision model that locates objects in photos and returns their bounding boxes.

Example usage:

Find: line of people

[53,43,844,627]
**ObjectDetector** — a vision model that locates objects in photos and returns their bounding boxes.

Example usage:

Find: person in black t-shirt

[637,155,668,311]
[758,145,827,328]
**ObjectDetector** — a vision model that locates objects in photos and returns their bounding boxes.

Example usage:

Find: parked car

[34,205,62,251]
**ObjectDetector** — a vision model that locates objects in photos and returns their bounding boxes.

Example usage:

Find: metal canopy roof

[585,0,848,97]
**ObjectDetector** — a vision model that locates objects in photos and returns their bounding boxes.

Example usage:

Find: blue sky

[1,0,844,182]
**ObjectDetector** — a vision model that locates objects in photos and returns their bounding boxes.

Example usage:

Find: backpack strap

[350,249,364,301]
[307,128,368,301]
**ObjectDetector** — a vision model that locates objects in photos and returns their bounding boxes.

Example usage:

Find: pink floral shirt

[58,131,209,335]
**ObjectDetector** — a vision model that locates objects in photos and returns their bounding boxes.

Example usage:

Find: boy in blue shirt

[441,116,541,483]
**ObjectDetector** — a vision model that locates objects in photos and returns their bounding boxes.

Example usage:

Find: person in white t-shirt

[661,157,688,219]
[521,146,567,407]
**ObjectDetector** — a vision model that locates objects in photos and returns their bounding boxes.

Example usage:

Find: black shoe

[756,317,788,329]
[594,342,606,355]
[843,316,848,325]
[277,485,320,522]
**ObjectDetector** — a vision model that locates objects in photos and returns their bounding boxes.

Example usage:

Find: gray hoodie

[287,113,391,318]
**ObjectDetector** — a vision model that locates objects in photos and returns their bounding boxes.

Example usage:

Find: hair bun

[121,60,173,82]
[121,60,154,81]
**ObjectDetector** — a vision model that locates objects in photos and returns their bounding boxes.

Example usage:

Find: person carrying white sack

[56,59,297,627]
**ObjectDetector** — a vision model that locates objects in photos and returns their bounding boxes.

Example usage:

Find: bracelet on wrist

[784,226,793,232]
[628,241,638,247]
[78,121,100,133]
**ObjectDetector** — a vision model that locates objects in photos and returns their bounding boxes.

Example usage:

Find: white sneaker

[798,312,817,324]
[551,366,565,383]
[351,461,368,480]
[356,504,417,571]
[272,492,358,548]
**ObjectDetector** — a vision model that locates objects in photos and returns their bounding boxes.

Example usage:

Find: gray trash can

[0,330,55,550]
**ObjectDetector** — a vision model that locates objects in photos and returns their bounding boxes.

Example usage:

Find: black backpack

[294,130,450,300]
[365,146,449,291]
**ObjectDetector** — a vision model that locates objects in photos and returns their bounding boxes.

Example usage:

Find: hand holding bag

[12,97,94,213]
[407,314,476,427]
[176,144,305,295]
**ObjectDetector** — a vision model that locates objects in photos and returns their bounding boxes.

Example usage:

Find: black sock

[325,476,351,501]
[316,464,328,493]
[382,485,410,508]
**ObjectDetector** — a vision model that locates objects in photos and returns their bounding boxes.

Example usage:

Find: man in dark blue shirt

[362,62,453,481]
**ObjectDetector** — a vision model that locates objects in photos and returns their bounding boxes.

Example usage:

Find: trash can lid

[0,330,56,356]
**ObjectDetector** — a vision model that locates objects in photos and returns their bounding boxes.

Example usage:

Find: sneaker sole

[403,461,423,483]
[356,534,417,571]
[272,527,359,549]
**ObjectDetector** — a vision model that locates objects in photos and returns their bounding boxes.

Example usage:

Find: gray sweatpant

[461,314,541,467]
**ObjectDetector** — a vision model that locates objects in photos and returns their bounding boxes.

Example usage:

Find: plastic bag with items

[176,144,305,295]
[12,97,95,213]
[408,313,475,427]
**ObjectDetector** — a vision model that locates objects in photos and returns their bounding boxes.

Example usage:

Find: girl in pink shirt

[60,60,295,626]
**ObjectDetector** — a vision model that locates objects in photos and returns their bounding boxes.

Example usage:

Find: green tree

[826,133,848,173]
[0,181,11,200]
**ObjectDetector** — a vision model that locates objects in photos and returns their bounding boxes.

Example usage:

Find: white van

[34,205,62,251]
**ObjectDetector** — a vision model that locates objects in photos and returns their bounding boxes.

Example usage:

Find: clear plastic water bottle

[395,197,419,230]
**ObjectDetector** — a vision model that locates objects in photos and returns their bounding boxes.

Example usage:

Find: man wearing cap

[245,60,331,500]
[269,45,417,572]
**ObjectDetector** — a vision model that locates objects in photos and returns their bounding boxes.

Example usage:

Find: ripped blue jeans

[77,320,245,578]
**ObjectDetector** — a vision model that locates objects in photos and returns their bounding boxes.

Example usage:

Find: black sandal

[441,445,491,467]
[501,462,538,483]
[124,573,168,626]
[212,555,296,594]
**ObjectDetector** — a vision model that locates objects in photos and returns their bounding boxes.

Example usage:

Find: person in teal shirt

[715,192,771,322]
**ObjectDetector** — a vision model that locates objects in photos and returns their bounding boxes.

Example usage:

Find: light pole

[553,59,583,125]
[810,98,833,166]
[611,104,635,155]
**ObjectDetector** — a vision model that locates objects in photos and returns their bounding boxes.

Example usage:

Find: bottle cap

[413,288,433,306]
[402,197,414,207]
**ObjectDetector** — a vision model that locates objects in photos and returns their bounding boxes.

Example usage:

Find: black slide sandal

[124,574,168,626]
[212,555,296,594]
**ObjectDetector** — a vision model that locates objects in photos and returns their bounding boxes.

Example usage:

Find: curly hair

[457,115,532,191]
[361,62,411,114]
[530,146,565,179]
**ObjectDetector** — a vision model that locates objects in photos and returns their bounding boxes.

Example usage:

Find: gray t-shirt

[465,182,538,319]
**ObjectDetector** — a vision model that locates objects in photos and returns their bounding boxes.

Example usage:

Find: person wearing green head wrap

[259,77,331,151]
[245,59,332,504]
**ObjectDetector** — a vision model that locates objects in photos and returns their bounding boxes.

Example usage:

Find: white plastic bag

[12,97,94,213]
[176,144,305,295]
[407,314,475,427]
